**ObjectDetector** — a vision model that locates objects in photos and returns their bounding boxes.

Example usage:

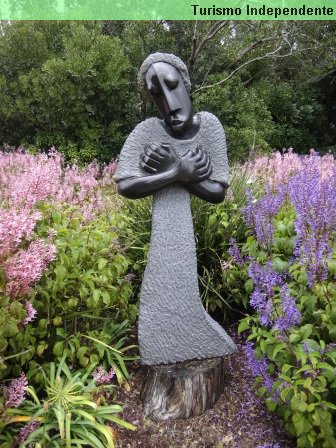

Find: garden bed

[116,325,295,448]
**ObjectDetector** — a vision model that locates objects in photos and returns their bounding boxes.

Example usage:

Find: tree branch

[192,44,290,94]
[189,21,228,68]
[192,44,318,94]
[189,21,201,68]
[227,35,278,69]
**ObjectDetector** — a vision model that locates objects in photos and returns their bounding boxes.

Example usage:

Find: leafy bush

[0,22,131,164]
[32,204,137,373]
[0,150,137,383]
[194,77,274,162]
[191,167,251,318]
[224,150,336,447]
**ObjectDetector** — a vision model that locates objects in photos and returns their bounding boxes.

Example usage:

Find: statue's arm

[116,165,180,199]
[183,179,228,204]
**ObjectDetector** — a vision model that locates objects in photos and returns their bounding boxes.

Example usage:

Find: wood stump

[141,357,225,421]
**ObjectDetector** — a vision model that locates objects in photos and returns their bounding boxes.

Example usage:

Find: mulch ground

[115,325,296,448]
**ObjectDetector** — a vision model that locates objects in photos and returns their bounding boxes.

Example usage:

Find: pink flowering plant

[221,151,336,448]
[0,149,137,381]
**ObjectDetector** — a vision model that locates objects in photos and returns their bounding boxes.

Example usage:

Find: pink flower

[5,239,56,298]
[92,366,115,385]
[4,372,28,408]
[0,209,41,260]
[22,302,37,325]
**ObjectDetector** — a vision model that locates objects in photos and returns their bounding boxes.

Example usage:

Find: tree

[0,22,131,163]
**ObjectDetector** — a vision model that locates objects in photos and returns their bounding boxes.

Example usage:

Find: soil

[115,325,296,448]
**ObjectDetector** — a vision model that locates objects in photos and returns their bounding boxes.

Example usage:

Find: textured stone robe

[115,112,237,365]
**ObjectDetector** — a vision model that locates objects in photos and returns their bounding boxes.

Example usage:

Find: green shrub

[3,203,138,381]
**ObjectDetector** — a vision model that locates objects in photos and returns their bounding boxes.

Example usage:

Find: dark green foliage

[193,77,274,161]
[0,21,335,162]
[0,22,131,164]
[261,81,330,154]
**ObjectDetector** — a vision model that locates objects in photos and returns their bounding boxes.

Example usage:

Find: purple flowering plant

[225,151,336,448]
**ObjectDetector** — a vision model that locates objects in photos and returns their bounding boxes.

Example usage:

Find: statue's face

[145,62,192,135]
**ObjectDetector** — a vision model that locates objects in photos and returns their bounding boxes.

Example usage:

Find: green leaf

[280,387,292,403]
[299,324,313,339]
[53,341,65,357]
[2,318,19,337]
[324,401,336,410]
[271,342,286,360]
[99,291,109,306]
[55,265,67,282]
[244,279,253,295]
[98,258,108,271]
[291,394,307,412]
[265,398,277,412]
[289,333,300,343]
[77,347,88,359]
[102,415,136,430]
[282,364,294,374]
[93,290,100,303]
[292,412,308,436]
[238,319,250,333]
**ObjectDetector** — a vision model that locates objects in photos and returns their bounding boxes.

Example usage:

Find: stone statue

[115,53,237,366]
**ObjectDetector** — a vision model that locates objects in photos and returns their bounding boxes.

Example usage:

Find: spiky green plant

[1,356,135,448]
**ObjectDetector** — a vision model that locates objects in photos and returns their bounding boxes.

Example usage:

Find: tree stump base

[140,357,225,421]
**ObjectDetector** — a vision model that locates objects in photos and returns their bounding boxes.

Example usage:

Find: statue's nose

[160,84,180,115]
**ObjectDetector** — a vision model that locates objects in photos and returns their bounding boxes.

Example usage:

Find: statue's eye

[149,86,161,96]
[165,79,178,90]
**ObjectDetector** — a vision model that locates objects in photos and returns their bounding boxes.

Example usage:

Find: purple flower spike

[243,342,274,392]
[18,420,40,445]
[243,188,285,249]
[248,262,282,297]
[274,285,301,332]
[4,372,28,408]
[288,162,336,286]
[250,288,273,326]
[228,238,244,266]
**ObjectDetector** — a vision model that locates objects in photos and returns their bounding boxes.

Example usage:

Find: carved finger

[147,143,163,157]
[140,160,157,174]
[161,143,178,160]
[195,150,208,168]
[197,157,211,175]
[145,146,164,162]
[186,149,196,160]
[147,156,162,169]
[148,143,160,151]
[161,142,171,151]
[193,147,205,163]
[198,166,212,180]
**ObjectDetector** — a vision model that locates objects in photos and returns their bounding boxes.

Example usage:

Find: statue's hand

[177,145,212,183]
[140,143,178,174]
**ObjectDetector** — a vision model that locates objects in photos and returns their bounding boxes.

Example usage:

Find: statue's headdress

[138,52,191,93]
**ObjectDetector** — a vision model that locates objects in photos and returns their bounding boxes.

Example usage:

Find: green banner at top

[0,0,335,20]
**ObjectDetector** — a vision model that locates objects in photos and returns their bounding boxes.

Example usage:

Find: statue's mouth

[171,119,184,126]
